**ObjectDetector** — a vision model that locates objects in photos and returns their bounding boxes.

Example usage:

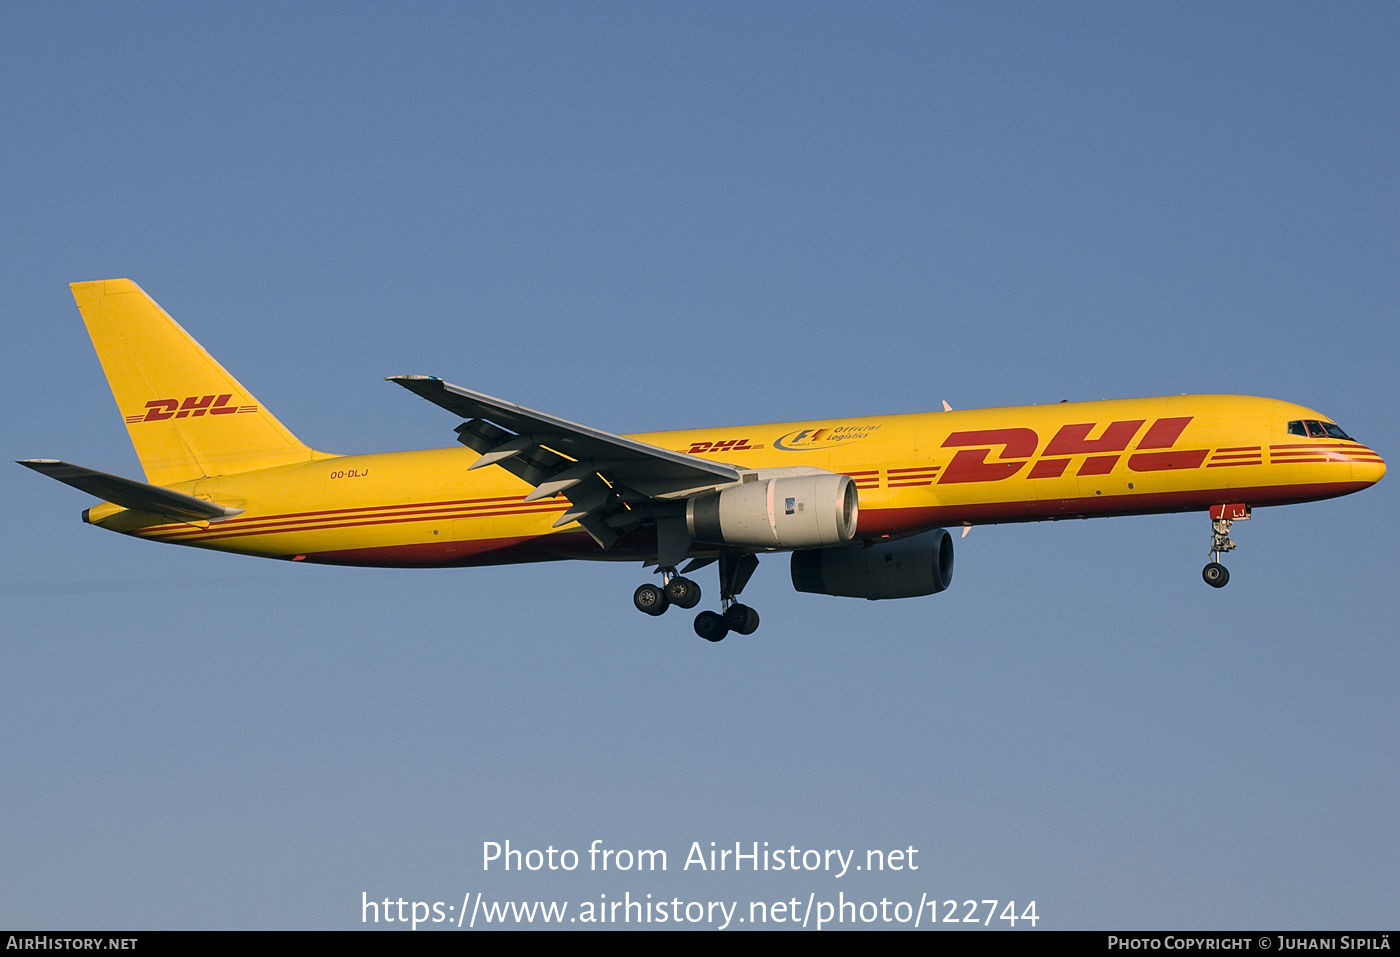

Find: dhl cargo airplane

[21,280,1386,641]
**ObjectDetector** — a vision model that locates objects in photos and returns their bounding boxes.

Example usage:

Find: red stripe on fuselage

[137,501,569,543]
[135,496,568,539]
[853,480,1374,538]
[256,479,1378,569]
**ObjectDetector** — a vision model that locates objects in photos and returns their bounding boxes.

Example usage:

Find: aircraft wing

[389,376,744,552]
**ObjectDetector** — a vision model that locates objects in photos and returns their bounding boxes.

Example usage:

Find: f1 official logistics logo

[681,424,885,454]
[939,417,1207,483]
[125,394,259,424]
[774,424,882,450]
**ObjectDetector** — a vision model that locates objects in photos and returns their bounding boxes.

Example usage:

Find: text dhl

[137,394,242,420]
[939,417,1209,484]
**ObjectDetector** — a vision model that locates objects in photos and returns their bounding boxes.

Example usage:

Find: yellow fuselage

[88,393,1385,568]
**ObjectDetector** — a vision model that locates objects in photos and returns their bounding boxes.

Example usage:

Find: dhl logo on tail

[125,394,260,423]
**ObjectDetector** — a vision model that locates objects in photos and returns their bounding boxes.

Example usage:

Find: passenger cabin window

[1287,420,1355,441]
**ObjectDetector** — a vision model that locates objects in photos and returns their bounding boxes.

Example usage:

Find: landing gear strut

[1203,503,1249,589]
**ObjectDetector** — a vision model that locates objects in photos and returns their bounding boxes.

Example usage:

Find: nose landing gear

[1202,503,1249,588]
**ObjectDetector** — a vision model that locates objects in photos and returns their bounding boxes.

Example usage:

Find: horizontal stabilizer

[17,460,243,522]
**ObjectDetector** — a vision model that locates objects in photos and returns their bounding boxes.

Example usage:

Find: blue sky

[3,2,1396,929]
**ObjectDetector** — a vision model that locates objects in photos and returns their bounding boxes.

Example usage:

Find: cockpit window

[1287,420,1355,441]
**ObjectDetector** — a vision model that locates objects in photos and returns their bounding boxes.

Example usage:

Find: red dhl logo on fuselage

[124,394,260,423]
[685,438,764,454]
[939,417,1207,483]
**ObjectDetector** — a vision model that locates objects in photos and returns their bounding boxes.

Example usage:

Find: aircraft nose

[1351,448,1386,486]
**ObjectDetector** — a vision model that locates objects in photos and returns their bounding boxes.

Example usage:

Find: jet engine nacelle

[686,471,858,549]
[790,527,955,600]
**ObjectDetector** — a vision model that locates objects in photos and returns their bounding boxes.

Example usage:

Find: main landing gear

[632,572,701,615]
[632,554,761,642]
[1202,503,1250,588]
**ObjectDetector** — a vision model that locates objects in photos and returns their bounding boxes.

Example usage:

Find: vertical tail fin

[71,279,327,486]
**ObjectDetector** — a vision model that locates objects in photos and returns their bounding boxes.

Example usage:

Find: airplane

[20,279,1386,641]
